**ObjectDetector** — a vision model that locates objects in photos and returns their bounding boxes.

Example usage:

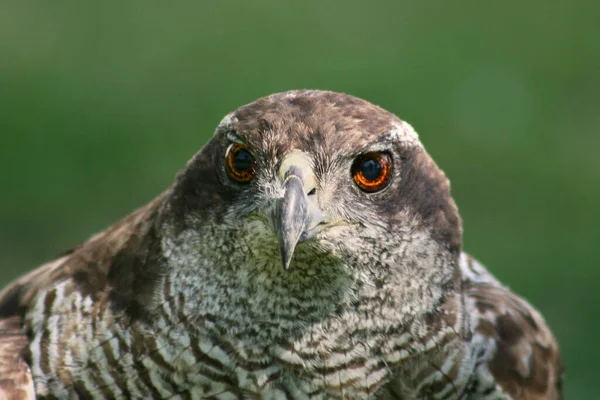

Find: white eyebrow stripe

[393,121,422,147]
[226,132,244,143]
[217,112,236,130]
[358,142,394,154]
[355,121,422,154]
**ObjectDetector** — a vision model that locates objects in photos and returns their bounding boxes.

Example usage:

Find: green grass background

[1,2,598,397]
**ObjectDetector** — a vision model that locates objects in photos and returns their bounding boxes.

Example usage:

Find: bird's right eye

[226,143,256,183]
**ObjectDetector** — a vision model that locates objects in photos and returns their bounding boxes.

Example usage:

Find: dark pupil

[233,149,253,171]
[361,158,382,180]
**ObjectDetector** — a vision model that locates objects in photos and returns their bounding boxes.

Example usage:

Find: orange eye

[226,143,256,183]
[351,152,392,192]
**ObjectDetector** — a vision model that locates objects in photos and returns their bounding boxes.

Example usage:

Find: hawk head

[166,90,461,282]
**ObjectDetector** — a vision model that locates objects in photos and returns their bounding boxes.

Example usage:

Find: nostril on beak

[307,188,316,196]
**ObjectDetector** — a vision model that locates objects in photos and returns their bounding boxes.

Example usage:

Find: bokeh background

[1,1,597,397]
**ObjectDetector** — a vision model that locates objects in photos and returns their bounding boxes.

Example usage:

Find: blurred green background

[0,1,597,397]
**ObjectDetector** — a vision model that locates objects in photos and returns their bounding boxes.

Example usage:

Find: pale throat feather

[159,212,455,346]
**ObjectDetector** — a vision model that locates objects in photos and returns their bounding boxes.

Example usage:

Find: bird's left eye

[226,143,256,183]
[351,152,392,192]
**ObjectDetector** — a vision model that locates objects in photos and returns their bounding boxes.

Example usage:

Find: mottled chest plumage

[23,221,469,399]
[23,280,469,399]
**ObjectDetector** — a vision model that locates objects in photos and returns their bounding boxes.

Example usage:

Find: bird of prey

[0,90,563,399]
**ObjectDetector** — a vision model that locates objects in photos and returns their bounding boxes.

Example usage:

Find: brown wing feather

[0,193,167,398]
[462,255,564,400]
[0,193,166,316]
[0,316,34,400]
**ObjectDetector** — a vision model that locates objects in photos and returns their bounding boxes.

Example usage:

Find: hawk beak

[274,152,323,270]
[275,174,309,270]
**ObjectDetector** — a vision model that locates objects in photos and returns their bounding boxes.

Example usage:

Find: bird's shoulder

[0,194,167,319]
[459,253,564,400]
[0,194,168,397]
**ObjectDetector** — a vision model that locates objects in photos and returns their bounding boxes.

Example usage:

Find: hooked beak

[273,153,323,270]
